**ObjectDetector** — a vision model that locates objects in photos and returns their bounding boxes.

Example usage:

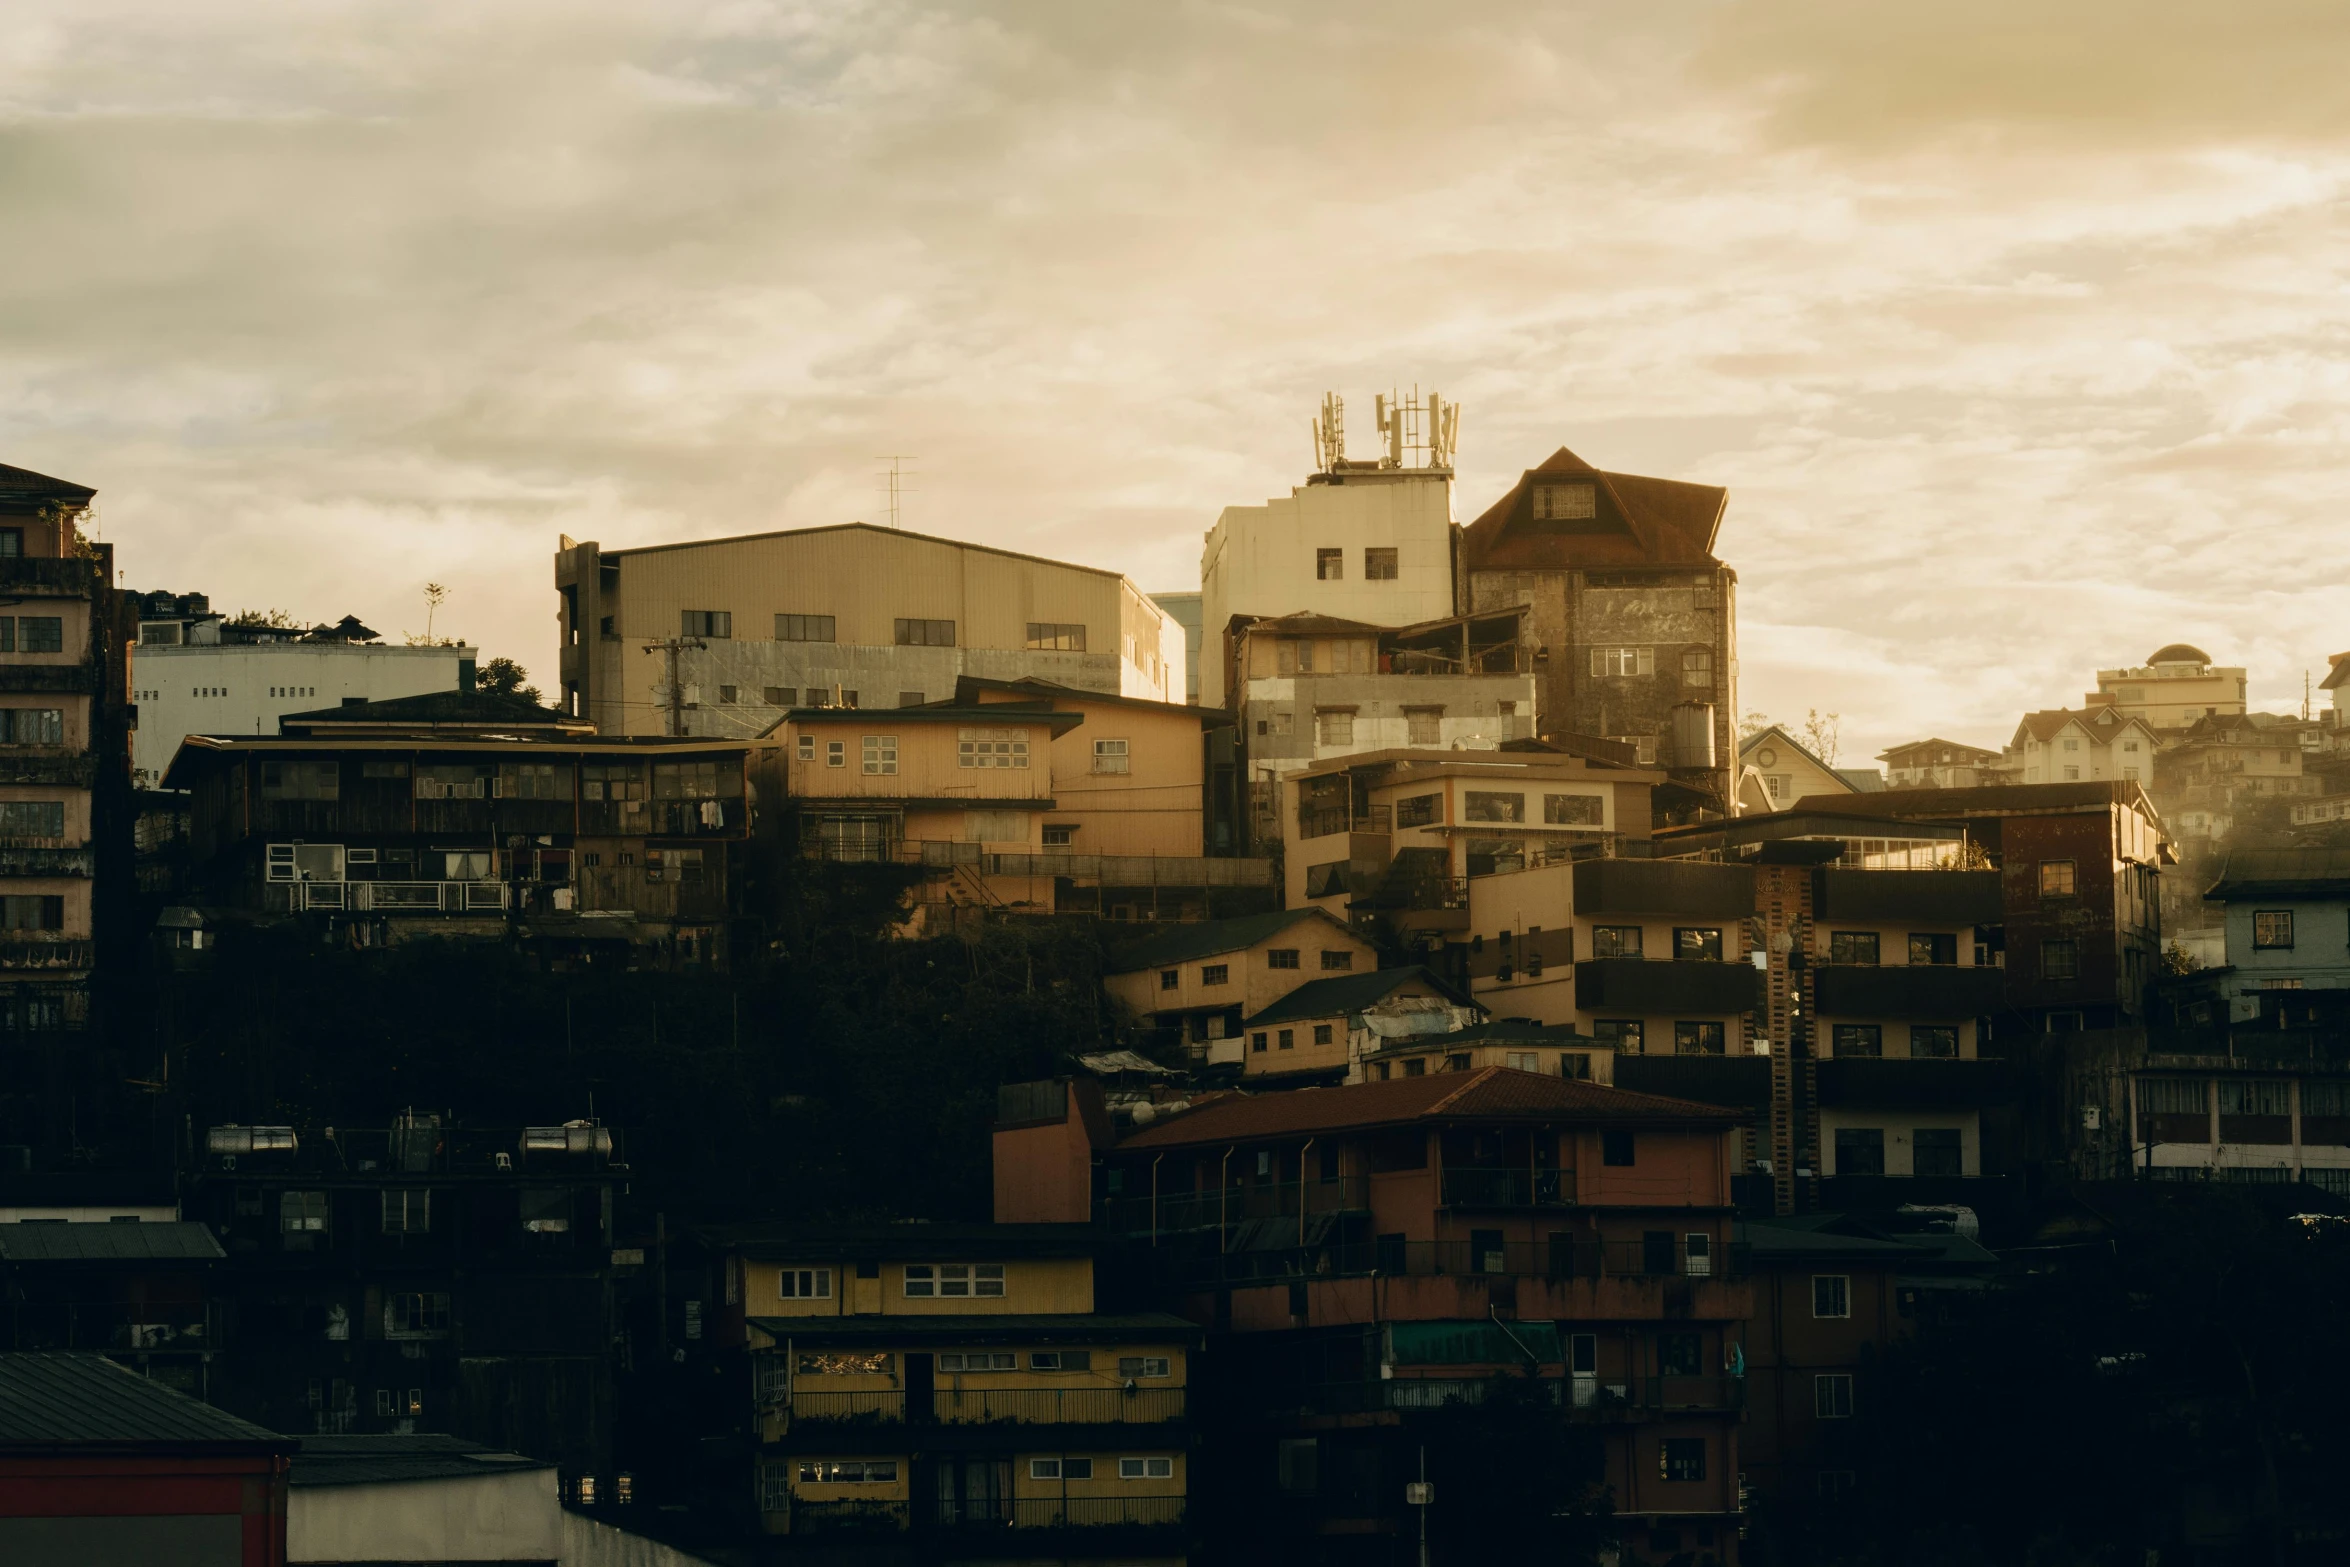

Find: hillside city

[2,396,2343,1567]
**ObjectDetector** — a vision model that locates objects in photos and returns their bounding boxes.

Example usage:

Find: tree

[477,657,541,703]
[1739,710,1774,742]
[228,609,300,629]
[1801,708,1841,767]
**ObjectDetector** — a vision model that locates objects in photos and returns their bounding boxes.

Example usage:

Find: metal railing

[1439,1167,1576,1208]
[287,880,509,913]
[929,1386,1186,1424]
[1102,1176,1371,1235]
[792,1499,908,1534]
[1284,1376,1743,1418]
[1298,804,1392,840]
[784,1390,904,1423]
[998,1495,1187,1529]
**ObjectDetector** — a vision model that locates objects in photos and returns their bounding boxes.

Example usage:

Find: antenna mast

[874,456,916,530]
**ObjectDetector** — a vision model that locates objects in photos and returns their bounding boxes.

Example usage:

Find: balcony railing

[1439,1167,1576,1208]
[998,1495,1186,1529]
[1287,1376,1743,1419]
[1298,805,1391,841]
[792,1499,909,1535]
[784,1390,904,1423]
[1573,957,1762,1014]
[786,1387,1187,1426]
[280,880,510,914]
[799,838,1274,887]
[1102,1175,1370,1236]
[1156,1237,1747,1287]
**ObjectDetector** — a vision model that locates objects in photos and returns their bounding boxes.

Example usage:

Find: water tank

[1671,702,1717,770]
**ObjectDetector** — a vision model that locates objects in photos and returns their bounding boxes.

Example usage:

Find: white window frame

[1812,1274,1850,1319]
[1814,1372,1855,1419]
[1092,738,1130,775]
[861,735,898,775]
[1118,1456,1175,1480]
[777,1267,832,1300]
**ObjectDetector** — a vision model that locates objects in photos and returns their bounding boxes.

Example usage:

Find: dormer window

[1532,483,1595,520]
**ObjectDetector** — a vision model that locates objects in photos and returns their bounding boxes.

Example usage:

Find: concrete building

[2004,707,2159,787]
[1148,590,1203,704]
[2088,643,2246,731]
[1460,447,1739,811]
[127,592,475,789]
[555,524,1182,738]
[1877,737,2003,791]
[1198,393,1462,709]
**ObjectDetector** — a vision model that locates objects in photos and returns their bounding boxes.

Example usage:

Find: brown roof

[1230,611,1389,637]
[2321,653,2350,693]
[1460,447,1727,574]
[0,463,95,503]
[1115,1066,1742,1150]
[1876,737,2003,764]
[1785,780,2161,823]
[2009,707,2149,745]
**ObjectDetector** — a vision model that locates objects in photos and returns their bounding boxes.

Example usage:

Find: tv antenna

[875,456,917,529]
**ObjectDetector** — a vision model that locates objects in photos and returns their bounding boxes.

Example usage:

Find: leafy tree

[476,657,541,702]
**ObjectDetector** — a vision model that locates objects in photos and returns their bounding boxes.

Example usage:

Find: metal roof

[0,1354,290,1448]
[290,1433,552,1488]
[0,1221,223,1263]
[2206,848,2350,901]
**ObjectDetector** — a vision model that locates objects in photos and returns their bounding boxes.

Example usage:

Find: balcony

[0,846,93,878]
[785,1387,1187,1427]
[1297,1376,1742,1419]
[1574,958,1761,1014]
[994,1495,1186,1530]
[1815,1057,2010,1110]
[1612,1055,1771,1111]
[1812,964,2004,1019]
[1101,1175,1370,1237]
[1439,1167,1576,1208]
[275,880,510,914]
[1813,868,2002,923]
[1162,1235,1745,1288]
[1572,858,1753,919]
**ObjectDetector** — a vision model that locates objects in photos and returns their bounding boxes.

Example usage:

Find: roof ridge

[1421,1066,1500,1116]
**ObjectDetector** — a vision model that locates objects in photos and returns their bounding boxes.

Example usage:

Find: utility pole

[641,638,704,736]
[1407,1445,1432,1567]
[874,456,916,529]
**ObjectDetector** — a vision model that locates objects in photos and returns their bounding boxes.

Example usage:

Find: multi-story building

[186,1115,629,1491]
[705,1216,1199,1559]
[1357,1017,1616,1085]
[1460,447,1738,809]
[1876,738,2003,791]
[1235,965,1480,1084]
[1103,909,1381,1063]
[0,463,134,1157]
[0,1213,223,1396]
[554,525,1183,737]
[2088,643,2246,731]
[998,1070,1754,1565]
[2003,707,2160,787]
[1199,394,1462,710]
[161,716,751,969]
[127,591,475,788]
[1148,591,1204,705]
[2198,849,2350,1020]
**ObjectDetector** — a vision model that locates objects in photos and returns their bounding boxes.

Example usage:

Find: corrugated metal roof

[290,1433,551,1487]
[0,1221,223,1263]
[0,1354,289,1446]
[2206,847,2350,900]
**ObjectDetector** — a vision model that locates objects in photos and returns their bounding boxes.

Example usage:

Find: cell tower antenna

[874,456,916,530]
[1312,394,1346,472]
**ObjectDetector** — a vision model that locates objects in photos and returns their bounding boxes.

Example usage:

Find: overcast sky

[5,1,2347,763]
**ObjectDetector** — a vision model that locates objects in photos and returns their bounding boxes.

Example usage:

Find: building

[1198,393,1462,709]
[1103,909,1380,1063]
[1460,447,1738,810]
[1236,965,1481,1084]
[1004,1069,1754,1565]
[2088,644,2246,731]
[1149,591,1203,705]
[1876,738,2003,792]
[1358,1018,1617,1085]
[0,464,135,1160]
[1225,609,1540,795]
[0,1351,295,1565]
[0,1217,223,1395]
[288,1435,558,1566]
[554,524,1183,737]
[127,593,475,789]
[702,1218,1199,1557]
[187,1116,629,1493]
[2003,707,2160,787]
[160,722,750,969]
[1738,726,1857,813]
[2200,849,2350,1020]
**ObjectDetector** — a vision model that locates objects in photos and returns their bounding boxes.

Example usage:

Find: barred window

[0,709,64,745]
[2138,1078,2206,1116]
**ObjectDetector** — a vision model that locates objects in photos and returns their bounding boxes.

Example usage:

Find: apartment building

[0,464,134,1158]
[127,592,475,788]
[2004,707,2159,786]
[998,1070,1754,1566]
[703,1216,1198,1558]
[1103,909,1380,1063]
[555,524,1182,737]
[2088,643,2246,731]
[1460,448,1738,809]
[1876,738,2003,791]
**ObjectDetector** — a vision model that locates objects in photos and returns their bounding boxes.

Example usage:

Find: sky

[4,0,2348,765]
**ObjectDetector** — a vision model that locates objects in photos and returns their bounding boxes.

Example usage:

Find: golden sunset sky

[5,1,2346,758]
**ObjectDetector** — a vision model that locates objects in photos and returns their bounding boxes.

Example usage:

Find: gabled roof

[0,463,95,503]
[1242,965,1474,1028]
[0,1354,291,1447]
[1230,611,1388,637]
[779,701,1084,738]
[1877,737,2004,765]
[278,689,591,736]
[1115,1065,1744,1151]
[946,675,1219,721]
[1739,725,1850,785]
[291,1433,550,1488]
[599,520,1143,590]
[2205,848,2350,901]
[2011,707,2153,746]
[0,1221,223,1263]
[1461,447,1727,574]
[1788,780,2162,826]
[2321,653,2350,693]
[1109,908,1352,973]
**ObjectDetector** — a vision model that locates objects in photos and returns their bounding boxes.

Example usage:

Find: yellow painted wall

[1104,916,1376,1021]
[1036,697,1204,857]
[777,717,1057,806]
[746,1257,1095,1319]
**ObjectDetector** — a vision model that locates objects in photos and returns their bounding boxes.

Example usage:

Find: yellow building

[2089,643,2246,732]
[1103,908,1380,1064]
[554,524,1184,738]
[1235,964,1480,1084]
[709,1224,1197,1559]
[1737,725,1857,813]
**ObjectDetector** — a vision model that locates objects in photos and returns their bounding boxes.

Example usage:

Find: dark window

[1251,1032,1267,1053]
[1831,1024,1882,1058]
[0,802,65,838]
[0,530,18,557]
[1200,964,1229,986]
[1829,931,1879,965]
[680,610,732,638]
[1041,824,1075,847]
[1914,1128,1963,1177]
[1304,860,1349,899]
[1910,1025,1958,1059]
[1320,950,1354,971]
[2041,938,2080,981]
[1395,793,1442,827]
[2039,859,2076,897]
[1812,1275,1850,1318]
[1674,1021,1726,1056]
[1591,925,1643,959]
[18,618,61,654]
[2253,910,2295,950]
[1368,1131,1427,1172]
[1814,1373,1855,1419]
[1544,792,1604,825]
[893,618,956,647]
[1024,622,1087,651]
[774,613,835,642]
[0,709,63,745]
[1642,1230,1676,1276]
[1159,969,1178,991]
[718,684,739,704]
[1313,1023,1333,1045]
[1659,1333,1702,1377]
[1315,548,1343,580]
[1594,1020,1643,1053]
[1464,791,1525,823]
[1465,839,1523,877]
[1267,948,1299,969]
[764,686,793,706]
[1674,927,1723,961]
[1603,1130,1635,1167]
[0,896,63,931]
[1834,1127,1886,1175]
[1364,547,1398,580]
[1278,1030,1294,1050]
[897,690,924,708]
[1908,932,1958,965]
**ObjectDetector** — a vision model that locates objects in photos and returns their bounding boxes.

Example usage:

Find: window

[1544,792,1604,825]
[680,610,732,638]
[380,1190,430,1235]
[904,1263,1005,1298]
[1829,931,1879,965]
[520,1188,570,1233]
[768,687,795,707]
[0,530,16,557]
[1031,1457,1095,1479]
[1364,547,1398,580]
[774,613,835,642]
[414,763,489,800]
[2253,910,2295,949]
[1681,647,1714,687]
[1590,646,1653,678]
[1908,932,1958,965]
[1304,860,1348,898]
[1910,1024,1958,1059]
[2039,859,2076,897]
[1030,1349,1090,1370]
[778,1268,832,1299]
[1814,1373,1855,1419]
[2062,765,2080,781]
[1267,948,1299,969]
[1277,1030,1295,1050]
[1831,1024,1882,1059]
[0,709,63,745]
[1602,1130,1635,1166]
[1092,739,1130,774]
[861,735,898,775]
[1674,1021,1726,1056]
[957,727,1029,768]
[1532,482,1595,520]
[1465,839,1524,877]
[1159,969,1178,991]
[962,810,1027,843]
[1395,793,1441,827]
[1118,1356,1171,1379]
[1674,927,1723,961]
[261,760,341,801]
[1464,791,1525,824]
[1201,964,1229,986]
[1118,1456,1174,1480]
[1025,622,1087,651]
[1914,1127,1964,1177]
[717,684,739,704]
[1320,950,1353,971]
[387,1292,451,1336]
[2218,1079,2292,1118]
[0,895,62,931]
[1812,1274,1850,1318]
[1594,1020,1643,1053]
[1591,925,1644,959]
[1250,1031,1267,1053]
[280,1190,329,1234]
[1661,1438,1706,1482]
[1834,1127,1885,1175]
[941,1351,1016,1371]
[1313,1023,1333,1045]
[1042,824,1075,847]
[894,618,956,647]
[1316,548,1343,580]
[1405,706,1442,745]
[1819,1470,1859,1501]
[1659,1333,1703,1377]
[826,740,845,768]
[18,618,61,654]
[2061,738,2080,752]
[1314,708,1354,747]
[2041,938,2080,981]
[798,1460,897,1483]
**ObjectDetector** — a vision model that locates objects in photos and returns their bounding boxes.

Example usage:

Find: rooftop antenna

[874,456,916,529]
[1372,388,1460,471]
[1312,394,1346,472]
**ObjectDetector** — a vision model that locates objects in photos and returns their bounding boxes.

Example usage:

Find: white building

[1198,392,1462,708]
[2004,706,2159,787]
[129,603,475,787]
[2089,643,2246,731]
